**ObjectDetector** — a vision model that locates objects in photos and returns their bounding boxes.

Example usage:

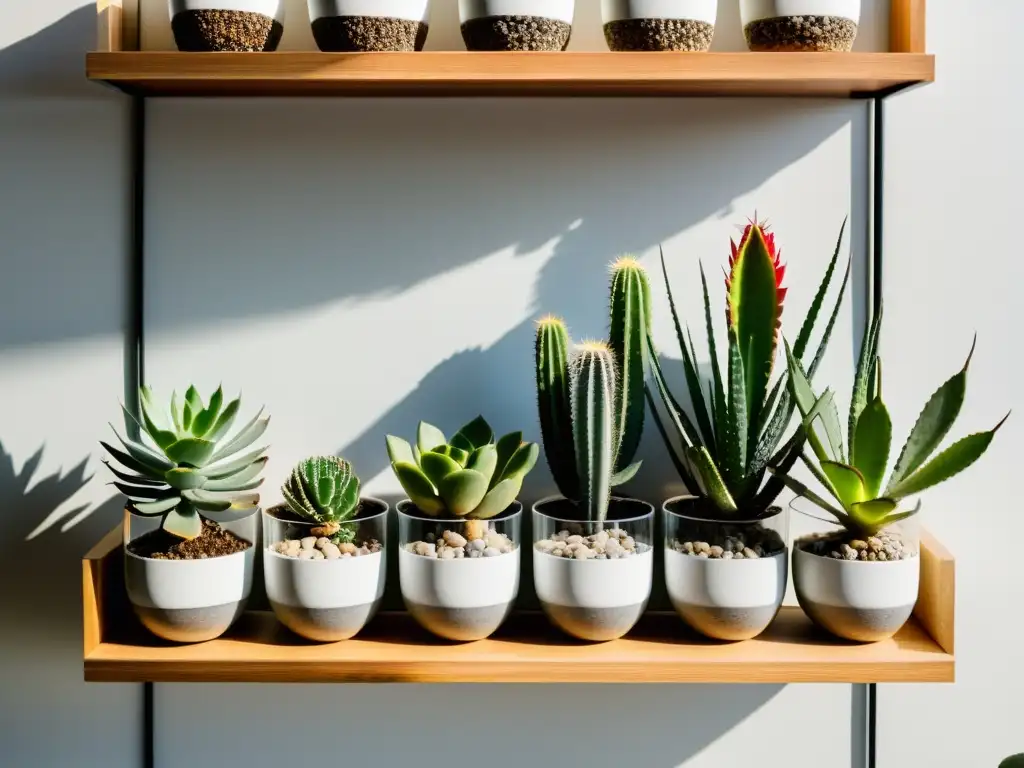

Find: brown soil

[311,16,428,52]
[744,15,857,52]
[461,15,572,51]
[128,519,251,560]
[171,10,283,52]
[604,18,715,52]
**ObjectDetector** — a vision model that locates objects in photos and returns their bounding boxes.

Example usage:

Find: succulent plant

[535,258,651,521]
[102,385,269,539]
[646,217,850,520]
[386,416,539,519]
[770,304,1008,537]
[282,456,360,543]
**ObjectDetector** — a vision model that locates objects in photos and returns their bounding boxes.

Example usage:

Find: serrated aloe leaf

[163,505,203,539]
[793,218,847,361]
[879,500,922,528]
[132,496,183,516]
[453,416,493,451]
[850,305,883,446]
[610,459,642,487]
[498,442,538,482]
[204,445,268,479]
[103,460,163,487]
[645,387,697,491]
[799,452,841,504]
[699,261,727,454]
[785,341,831,463]
[438,469,489,517]
[820,461,867,508]
[466,444,498,482]
[165,438,216,468]
[492,432,522,488]
[647,334,703,450]
[385,435,415,466]
[849,498,898,530]
[687,446,737,513]
[852,371,891,497]
[393,462,444,515]
[771,470,850,524]
[114,482,176,502]
[417,422,447,454]
[101,441,162,478]
[723,328,748,488]
[820,388,845,463]
[887,338,974,491]
[887,416,1009,500]
[419,451,461,488]
[432,444,469,466]
[208,413,269,464]
[164,467,207,490]
[752,426,803,511]
[206,397,241,442]
[199,457,266,491]
[110,427,176,473]
[473,479,521,520]
[190,385,223,437]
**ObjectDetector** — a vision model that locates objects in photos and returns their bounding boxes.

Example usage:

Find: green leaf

[169,390,183,434]
[453,416,494,450]
[687,446,737,513]
[103,461,163,487]
[114,482,177,503]
[820,461,868,508]
[385,435,416,466]
[181,488,232,512]
[852,368,891,497]
[162,505,202,539]
[132,496,183,516]
[492,432,522,487]
[887,416,1009,500]
[609,256,651,471]
[432,444,469,466]
[109,427,176,473]
[535,317,578,501]
[793,218,848,361]
[437,469,489,517]
[849,498,898,530]
[798,451,841,505]
[610,459,642,487]
[204,445,268,479]
[165,438,216,468]
[473,479,521,520]
[419,451,461,488]
[206,396,241,442]
[785,342,832,463]
[820,389,845,463]
[164,467,207,490]
[999,755,1024,768]
[134,399,176,451]
[393,461,442,511]
[751,425,802,512]
[850,305,883,448]
[723,328,748,488]
[201,457,266,491]
[207,411,269,464]
[417,422,447,453]
[183,385,202,432]
[449,433,475,454]
[887,338,974,491]
[699,262,727,454]
[771,471,850,525]
[499,442,538,482]
[185,489,258,511]
[646,334,703,450]
[190,385,223,438]
[645,386,697,491]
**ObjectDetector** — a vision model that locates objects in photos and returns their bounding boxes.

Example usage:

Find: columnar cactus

[282,456,360,542]
[570,342,619,522]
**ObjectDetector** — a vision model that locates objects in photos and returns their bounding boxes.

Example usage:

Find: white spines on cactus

[569,341,618,523]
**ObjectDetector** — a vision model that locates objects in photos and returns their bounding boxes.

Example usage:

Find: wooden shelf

[85,51,934,99]
[84,525,955,684]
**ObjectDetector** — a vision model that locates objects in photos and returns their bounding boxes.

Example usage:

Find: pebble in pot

[105,384,269,643]
[739,0,860,52]
[263,456,389,642]
[459,0,576,51]
[387,415,540,641]
[602,0,718,52]
[308,0,431,52]
[774,310,1007,642]
[169,0,286,52]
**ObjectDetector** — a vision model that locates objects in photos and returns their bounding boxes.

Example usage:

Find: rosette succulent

[646,217,850,519]
[102,385,269,539]
[282,456,360,543]
[770,305,1008,537]
[386,416,539,519]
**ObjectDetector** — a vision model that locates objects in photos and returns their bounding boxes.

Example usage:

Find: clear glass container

[664,497,789,559]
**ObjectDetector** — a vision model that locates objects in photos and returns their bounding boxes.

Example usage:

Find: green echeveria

[282,456,360,543]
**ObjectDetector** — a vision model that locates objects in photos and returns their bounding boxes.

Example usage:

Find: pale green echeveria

[386,416,539,519]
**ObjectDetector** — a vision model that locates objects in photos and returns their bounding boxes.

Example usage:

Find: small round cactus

[282,456,360,542]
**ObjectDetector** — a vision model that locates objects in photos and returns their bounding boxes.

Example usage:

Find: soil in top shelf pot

[311,16,428,52]
[461,15,572,51]
[604,18,715,52]
[128,519,251,560]
[171,9,284,52]
[743,15,857,52]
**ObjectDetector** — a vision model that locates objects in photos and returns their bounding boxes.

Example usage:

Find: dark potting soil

[744,15,857,52]
[461,15,571,51]
[311,16,428,52]
[604,18,715,52]
[171,10,283,52]
[128,520,251,560]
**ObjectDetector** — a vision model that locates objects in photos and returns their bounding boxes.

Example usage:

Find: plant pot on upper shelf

[262,457,388,642]
[387,416,539,641]
[459,0,575,51]
[739,0,860,52]
[103,385,270,642]
[170,0,286,51]
[308,0,431,52]
[602,0,717,52]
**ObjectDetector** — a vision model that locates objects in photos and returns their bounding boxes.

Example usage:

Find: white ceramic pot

[533,496,654,642]
[308,0,431,51]
[398,500,522,641]
[262,498,389,642]
[663,496,788,641]
[603,0,716,23]
[793,545,919,642]
[602,0,717,50]
[739,0,859,51]
[124,509,257,643]
[168,0,286,51]
[459,0,576,50]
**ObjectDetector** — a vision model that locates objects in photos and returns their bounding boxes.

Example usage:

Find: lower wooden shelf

[84,526,955,684]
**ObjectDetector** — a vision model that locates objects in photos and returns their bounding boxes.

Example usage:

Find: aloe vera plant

[282,456,360,543]
[647,218,850,519]
[535,258,651,521]
[770,305,1008,537]
[102,385,269,539]
[386,416,539,519]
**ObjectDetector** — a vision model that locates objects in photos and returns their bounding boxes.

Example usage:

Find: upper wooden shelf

[85,51,934,99]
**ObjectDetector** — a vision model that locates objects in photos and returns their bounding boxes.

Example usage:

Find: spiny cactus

[282,456,360,543]
[570,342,620,522]
[102,385,269,540]
[386,416,539,519]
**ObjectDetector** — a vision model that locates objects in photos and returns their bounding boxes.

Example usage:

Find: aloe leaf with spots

[770,306,1008,536]
[102,385,269,540]
[647,216,850,520]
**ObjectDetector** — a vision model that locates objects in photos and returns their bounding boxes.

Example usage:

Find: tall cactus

[536,316,577,500]
[570,343,617,522]
[608,257,651,473]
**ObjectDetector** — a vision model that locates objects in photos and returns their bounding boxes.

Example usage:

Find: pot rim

[395,498,523,524]
[662,494,784,526]
[265,496,390,524]
[532,494,655,525]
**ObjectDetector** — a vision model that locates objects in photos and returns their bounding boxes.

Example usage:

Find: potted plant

[771,307,1006,642]
[647,218,849,640]
[386,416,539,641]
[169,0,286,51]
[740,0,860,52]
[262,456,388,642]
[459,0,576,51]
[602,0,717,51]
[533,258,654,642]
[102,385,269,643]
[308,0,431,52]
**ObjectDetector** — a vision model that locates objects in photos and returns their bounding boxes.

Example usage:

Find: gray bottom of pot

[404,600,514,642]
[798,598,916,642]
[132,600,246,643]
[270,599,381,642]
[541,602,647,642]
[672,602,782,642]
